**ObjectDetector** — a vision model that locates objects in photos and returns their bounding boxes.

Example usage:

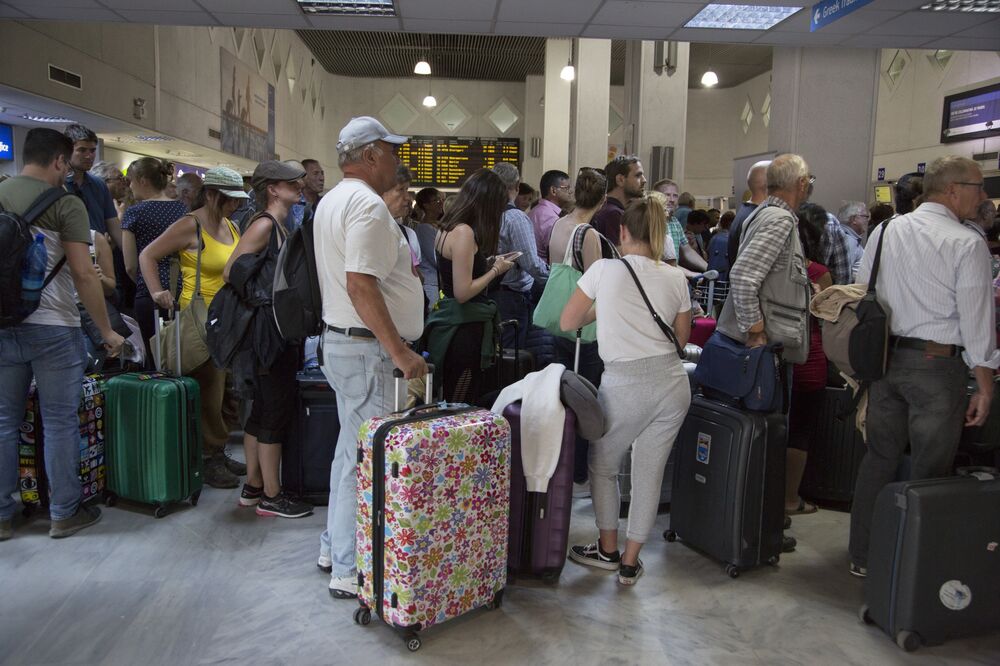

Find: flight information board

[399,136,521,188]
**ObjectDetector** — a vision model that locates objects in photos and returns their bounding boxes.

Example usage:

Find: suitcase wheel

[767,555,780,566]
[895,630,920,652]
[725,564,740,579]
[153,504,168,519]
[104,492,117,508]
[190,490,201,507]
[858,605,873,626]
[352,607,371,626]
[404,633,421,652]
[663,530,678,543]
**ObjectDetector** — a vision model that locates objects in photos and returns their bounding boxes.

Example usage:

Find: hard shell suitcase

[860,474,1000,651]
[665,395,786,577]
[477,320,535,404]
[504,402,575,583]
[800,386,867,509]
[103,313,203,518]
[18,374,107,513]
[281,371,340,504]
[353,372,510,652]
[689,316,717,348]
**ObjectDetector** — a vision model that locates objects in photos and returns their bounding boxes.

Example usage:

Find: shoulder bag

[618,257,686,359]
[532,224,597,342]
[156,217,211,375]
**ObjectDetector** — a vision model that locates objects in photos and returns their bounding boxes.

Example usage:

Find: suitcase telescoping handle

[392,363,435,414]
[154,305,183,377]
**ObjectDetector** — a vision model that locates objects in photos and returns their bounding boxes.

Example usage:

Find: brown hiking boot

[204,454,240,489]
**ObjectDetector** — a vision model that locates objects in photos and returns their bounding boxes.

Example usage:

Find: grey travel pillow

[560,370,606,441]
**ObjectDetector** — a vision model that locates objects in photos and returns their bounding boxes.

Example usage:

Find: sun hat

[336,116,407,155]
[202,166,249,199]
[251,160,306,190]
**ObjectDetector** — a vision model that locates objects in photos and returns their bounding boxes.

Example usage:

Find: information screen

[873,184,892,204]
[399,136,521,188]
[941,82,1000,144]
[0,123,13,161]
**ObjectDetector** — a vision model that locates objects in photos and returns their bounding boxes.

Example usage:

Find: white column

[521,74,545,191]
[569,38,611,176]
[542,38,572,174]
[769,46,879,212]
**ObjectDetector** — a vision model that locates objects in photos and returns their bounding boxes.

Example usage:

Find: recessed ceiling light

[21,114,76,123]
[296,0,395,16]
[685,4,803,29]
[136,135,171,142]
[920,0,1000,12]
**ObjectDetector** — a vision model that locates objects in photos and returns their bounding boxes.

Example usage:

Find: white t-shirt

[314,179,424,342]
[577,255,691,363]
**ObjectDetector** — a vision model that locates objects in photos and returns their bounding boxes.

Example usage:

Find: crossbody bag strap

[618,257,685,359]
[193,218,204,298]
[867,217,892,294]
[562,224,580,266]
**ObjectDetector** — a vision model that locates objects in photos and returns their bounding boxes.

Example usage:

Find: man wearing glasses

[848,156,997,579]
[836,201,869,282]
[528,169,572,264]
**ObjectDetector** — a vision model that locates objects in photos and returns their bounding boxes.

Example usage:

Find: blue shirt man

[64,171,116,235]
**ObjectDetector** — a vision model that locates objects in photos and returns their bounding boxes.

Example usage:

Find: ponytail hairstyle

[621,196,666,262]
[127,157,173,192]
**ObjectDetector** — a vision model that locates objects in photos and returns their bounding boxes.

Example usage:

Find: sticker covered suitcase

[18,374,107,513]
[354,382,510,652]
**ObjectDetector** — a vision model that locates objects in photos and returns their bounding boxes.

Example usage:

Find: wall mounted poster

[220,48,276,162]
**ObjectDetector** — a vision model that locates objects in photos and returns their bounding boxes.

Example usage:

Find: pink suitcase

[689,316,717,348]
[353,372,511,652]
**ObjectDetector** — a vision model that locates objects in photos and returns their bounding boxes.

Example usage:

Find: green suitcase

[104,372,203,517]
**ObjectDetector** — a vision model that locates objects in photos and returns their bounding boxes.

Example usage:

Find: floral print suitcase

[354,403,510,652]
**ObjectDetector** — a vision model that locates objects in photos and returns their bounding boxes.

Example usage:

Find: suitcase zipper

[369,407,476,623]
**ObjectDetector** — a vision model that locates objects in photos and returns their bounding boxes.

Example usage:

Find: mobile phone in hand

[503,251,523,261]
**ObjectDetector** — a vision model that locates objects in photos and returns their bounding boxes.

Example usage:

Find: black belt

[326,325,375,339]
[890,336,964,358]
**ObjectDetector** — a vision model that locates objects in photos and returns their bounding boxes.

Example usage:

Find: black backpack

[272,210,323,341]
[0,187,71,328]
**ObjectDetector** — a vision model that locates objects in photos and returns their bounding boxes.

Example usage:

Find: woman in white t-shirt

[560,196,692,586]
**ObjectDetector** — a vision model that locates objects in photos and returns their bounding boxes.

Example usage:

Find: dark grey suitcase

[281,372,340,505]
[664,395,786,578]
[860,473,1000,651]
[800,386,867,509]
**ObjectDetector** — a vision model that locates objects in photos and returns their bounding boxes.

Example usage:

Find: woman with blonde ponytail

[560,195,692,586]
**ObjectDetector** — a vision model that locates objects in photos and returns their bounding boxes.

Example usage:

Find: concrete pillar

[622,40,690,187]
[569,38,611,176]
[542,38,572,174]
[521,74,545,191]
[769,46,879,213]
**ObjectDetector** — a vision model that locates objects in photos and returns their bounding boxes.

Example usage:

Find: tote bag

[532,224,597,343]
[156,219,210,375]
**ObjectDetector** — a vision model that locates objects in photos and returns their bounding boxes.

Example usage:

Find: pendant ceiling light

[701,70,719,87]
[414,60,431,75]
[560,60,575,81]
[422,95,437,108]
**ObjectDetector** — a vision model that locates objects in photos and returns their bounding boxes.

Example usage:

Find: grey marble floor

[2,463,998,666]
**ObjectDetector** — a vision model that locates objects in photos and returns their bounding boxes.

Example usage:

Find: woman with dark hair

[222,160,311,518]
[785,202,834,517]
[121,157,188,364]
[139,167,246,489]
[424,169,514,402]
[414,187,444,306]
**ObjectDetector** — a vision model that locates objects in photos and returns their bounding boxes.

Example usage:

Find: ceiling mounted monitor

[941,82,1000,144]
[296,0,395,16]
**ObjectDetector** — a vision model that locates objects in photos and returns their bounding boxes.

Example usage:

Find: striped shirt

[499,204,549,293]
[857,202,1000,369]
[820,213,852,285]
[729,195,796,331]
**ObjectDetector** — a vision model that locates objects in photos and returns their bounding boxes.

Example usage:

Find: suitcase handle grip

[392,363,435,413]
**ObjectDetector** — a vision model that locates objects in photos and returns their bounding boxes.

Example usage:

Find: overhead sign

[811,0,875,31]
[877,167,885,181]
[917,162,926,174]
[399,136,521,188]
[0,123,13,161]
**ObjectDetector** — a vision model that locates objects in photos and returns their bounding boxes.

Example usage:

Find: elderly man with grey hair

[837,201,869,281]
[848,155,997,579]
[727,159,771,266]
[490,161,549,349]
[89,160,128,203]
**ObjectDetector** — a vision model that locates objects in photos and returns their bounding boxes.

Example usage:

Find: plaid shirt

[499,204,549,292]
[729,195,796,332]
[667,217,688,258]
[820,213,852,285]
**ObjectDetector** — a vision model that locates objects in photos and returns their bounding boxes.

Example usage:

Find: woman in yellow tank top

[138,167,248,489]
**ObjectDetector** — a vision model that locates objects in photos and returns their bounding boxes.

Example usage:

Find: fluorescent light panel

[920,0,1000,11]
[296,0,395,16]
[685,4,802,29]
[22,114,75,123]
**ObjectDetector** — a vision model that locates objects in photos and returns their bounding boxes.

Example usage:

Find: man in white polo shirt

[315,117,427,599]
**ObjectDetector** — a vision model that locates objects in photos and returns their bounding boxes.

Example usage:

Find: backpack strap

[618,257,686,359]
[23,187,71,225]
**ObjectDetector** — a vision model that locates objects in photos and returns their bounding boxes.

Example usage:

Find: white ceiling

[1,0,998,50]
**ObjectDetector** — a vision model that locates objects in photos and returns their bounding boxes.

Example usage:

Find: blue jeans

[494,288,532,350]
[318,333,402,578]
[0,324,86,521]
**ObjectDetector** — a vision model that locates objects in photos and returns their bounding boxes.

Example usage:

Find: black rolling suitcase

[664,395,786,578]
[281,371,340,504]
[476,320,535,406]
[860,472,1000,651]
[800,386,867,509]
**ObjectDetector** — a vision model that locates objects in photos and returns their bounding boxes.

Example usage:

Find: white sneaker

[317,554,332,573]
[329,574,358,599]
[573,481,591,499]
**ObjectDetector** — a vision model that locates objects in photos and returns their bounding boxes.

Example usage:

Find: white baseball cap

[336,116,407,155]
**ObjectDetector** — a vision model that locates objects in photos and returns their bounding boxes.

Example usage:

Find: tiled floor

[2,461,998,666]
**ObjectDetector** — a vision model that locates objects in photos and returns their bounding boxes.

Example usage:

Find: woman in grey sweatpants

[561,195,692,585]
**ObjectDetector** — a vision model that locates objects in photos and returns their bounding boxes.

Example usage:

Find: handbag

[694,331,785,413]
[532,224,597,343]
[156,218,211,375]
[618,257,686,358]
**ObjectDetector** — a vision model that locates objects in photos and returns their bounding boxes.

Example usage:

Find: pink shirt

[528,198,562,264]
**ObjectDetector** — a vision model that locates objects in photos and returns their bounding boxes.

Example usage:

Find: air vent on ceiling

[208,128,222,140]
[48,64,82,90]
[297,1,395,16]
